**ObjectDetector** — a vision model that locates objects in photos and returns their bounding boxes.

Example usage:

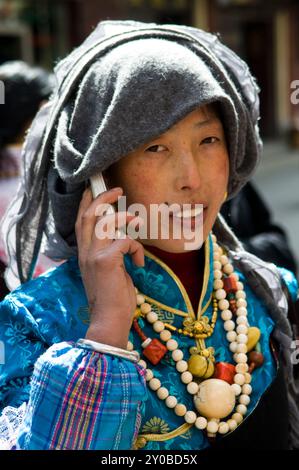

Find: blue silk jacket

[0,233,297,450]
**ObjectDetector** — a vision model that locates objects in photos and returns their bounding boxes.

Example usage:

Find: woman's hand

[75,187,144,349]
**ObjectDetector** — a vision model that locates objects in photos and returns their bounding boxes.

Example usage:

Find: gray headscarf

[1,20,299,448]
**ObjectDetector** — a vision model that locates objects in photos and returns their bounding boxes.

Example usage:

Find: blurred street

[254,140,299,270]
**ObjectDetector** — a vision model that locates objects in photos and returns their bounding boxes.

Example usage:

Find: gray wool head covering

[2,20,262,286]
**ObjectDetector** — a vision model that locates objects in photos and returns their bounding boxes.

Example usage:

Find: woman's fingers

[92,211,143,248]
[76,185,145,266]
[75,188,93,246]
[75,186,123,250]
[106,235,145,267]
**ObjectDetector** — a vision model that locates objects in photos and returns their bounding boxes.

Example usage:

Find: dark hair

[0,61,55,152]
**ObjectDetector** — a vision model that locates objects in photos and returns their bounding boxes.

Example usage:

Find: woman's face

[104,104,229,252]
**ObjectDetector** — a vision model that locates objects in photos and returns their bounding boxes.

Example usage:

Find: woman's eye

[146,144,166,152]
[201,136,220,145]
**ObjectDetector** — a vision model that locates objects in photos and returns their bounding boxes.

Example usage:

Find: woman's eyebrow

[193,117,219,128]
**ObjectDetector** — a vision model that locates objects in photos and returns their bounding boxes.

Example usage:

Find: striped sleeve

[15,342,147,450]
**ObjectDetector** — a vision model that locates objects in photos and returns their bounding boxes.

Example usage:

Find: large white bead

[237,334,248,345]
[229,341,238,353]
[166,339,178,351]
[140,302,152,314]
[235,363,249,374]
[146,312,158,323]
[236,315,248,325]
[217,245,224,256]
[242,384,252,395]
[236,291,246,300]
[232,412,243,424]
[234,374,246,386]
[221,310,232,321]
[149,378,161,391]
[236,343,247,354]
[207,421,219,434]
[157,387,169,400]
[220,255,229,265]
[227,419,238,431]
[194,379,236,419]
[195,417,207,430]
[226,331,237,342]
[218,422,229,434]
[223,263,234,275]
[239,394,250,406]
[231,383,242,396]
[165,396,177,408]
[236,306,247,316]
[224,320,235,331]
[176,360,188,373]
[236,353,248,364]
[138,359,147,369]
[236,404,247,415]
[127,341,134,351]
[145,369,154,381]
[136,294,145,305]
[213,261,222,271]
[215,289,226,300]
[160,330,172,342]
[244,373,252,384]
[237,324,248,335]
[219,299,230,311]
[181,371,193,384]
[187,382,199,395]
[185,411,197,424]
[236,298,247,308]
[236,282,244,290]
[214,269,222,280]
[172,349,184,362]
[174,404,187,416]
[153,321,165,333]
[213,279,224,290]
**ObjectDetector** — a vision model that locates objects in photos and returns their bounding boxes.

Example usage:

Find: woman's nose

[173,151,202,192]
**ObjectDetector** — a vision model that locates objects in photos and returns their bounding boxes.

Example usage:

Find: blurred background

[0,0,298,275]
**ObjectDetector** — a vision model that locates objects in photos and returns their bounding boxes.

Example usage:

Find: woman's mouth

[170,205,207,230]
[172,206,203,219]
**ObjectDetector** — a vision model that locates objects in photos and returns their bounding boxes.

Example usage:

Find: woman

[0,20,298,450]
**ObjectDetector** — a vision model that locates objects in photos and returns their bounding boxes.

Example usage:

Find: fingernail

[112,187,122,192]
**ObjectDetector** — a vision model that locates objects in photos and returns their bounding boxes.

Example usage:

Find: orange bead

[213,362,235,385]
[223,276,238,294]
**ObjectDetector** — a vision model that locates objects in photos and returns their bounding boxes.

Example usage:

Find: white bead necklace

[127,233,253,438]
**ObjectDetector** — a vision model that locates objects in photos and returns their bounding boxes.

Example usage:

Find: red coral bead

[213,362,235,384]
[143,338,167,365]
[223,276,238,294]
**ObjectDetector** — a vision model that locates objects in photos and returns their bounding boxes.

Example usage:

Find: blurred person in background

[0,61,55,298]
[221,181,298,277]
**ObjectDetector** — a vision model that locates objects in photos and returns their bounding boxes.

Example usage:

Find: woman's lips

[172,205,203,219]
[170,207,207,230]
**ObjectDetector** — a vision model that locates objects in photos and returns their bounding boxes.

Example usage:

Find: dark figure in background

[0,61,55,298]
[221,181,297,276]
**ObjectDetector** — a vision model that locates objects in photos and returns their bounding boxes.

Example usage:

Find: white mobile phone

[90,173,115,215]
